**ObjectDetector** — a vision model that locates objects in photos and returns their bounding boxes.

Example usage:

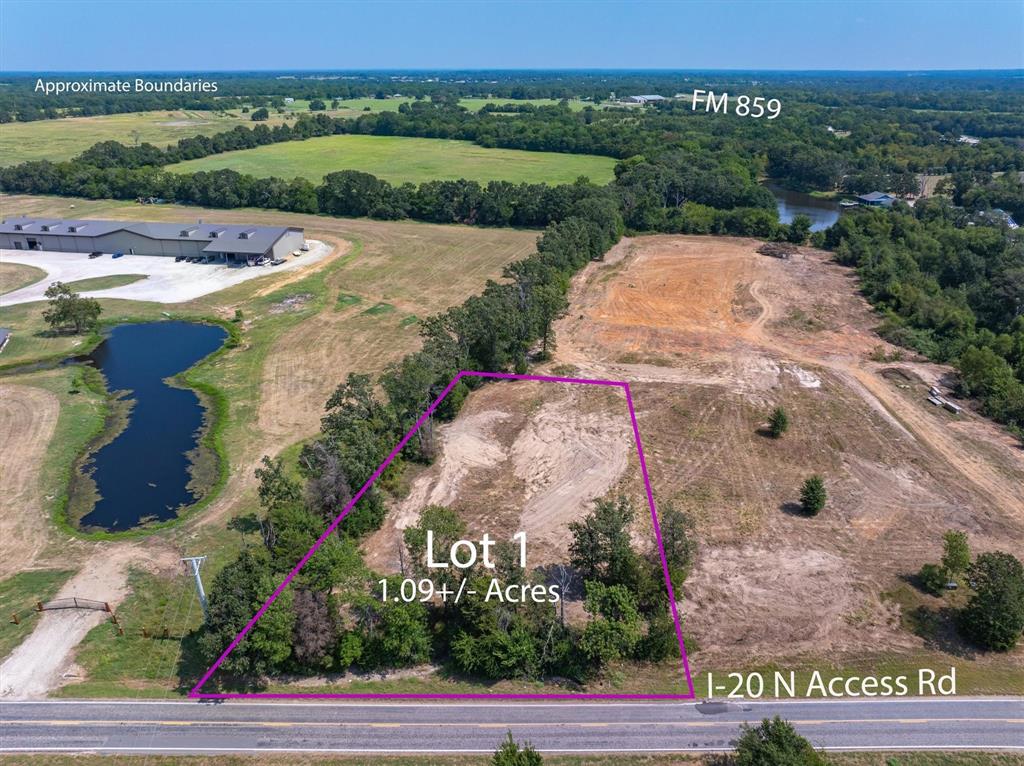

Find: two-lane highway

[1,697,1022,755]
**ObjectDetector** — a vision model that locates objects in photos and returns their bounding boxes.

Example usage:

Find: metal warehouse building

[0,217,304,264]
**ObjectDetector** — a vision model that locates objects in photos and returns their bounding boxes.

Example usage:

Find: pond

[75,321,227,531]
[766,184,841,232]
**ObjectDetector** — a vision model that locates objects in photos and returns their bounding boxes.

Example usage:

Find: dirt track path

[0,543,178,698]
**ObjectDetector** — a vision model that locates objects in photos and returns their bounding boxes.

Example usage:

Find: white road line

[2,746,1024,754]
[7,696,1022,707]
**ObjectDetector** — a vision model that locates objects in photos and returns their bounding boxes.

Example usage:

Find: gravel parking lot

[0,239,331,305]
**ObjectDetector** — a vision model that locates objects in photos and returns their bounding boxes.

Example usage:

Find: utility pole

[181,556,209,620]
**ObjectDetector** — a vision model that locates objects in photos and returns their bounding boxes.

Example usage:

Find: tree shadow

[779,501,805,517]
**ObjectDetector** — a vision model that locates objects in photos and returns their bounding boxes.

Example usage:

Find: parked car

[112,251,124,259]
[88,252,102,259]
[175,255,186,262]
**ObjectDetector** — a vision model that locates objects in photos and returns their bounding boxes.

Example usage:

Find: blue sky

[1,0,1021,72]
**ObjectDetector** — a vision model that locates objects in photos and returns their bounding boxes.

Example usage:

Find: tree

[532,282,569,358]
[657,501,697,591]
[308,99,326,111]
[734,716,826,766]
[799,475,826,516]
[42,281,101,334]
[787,214,812,244]
[492,731,543,766]
[568,496,637,585]
[958,551,1024,651]
[579,581,644,668]
[941,530,971,580]
[767,406,790,438]
[251,107,270,121]
[197,548,295,681]
[254,455,302,512]
[291,588,335,667]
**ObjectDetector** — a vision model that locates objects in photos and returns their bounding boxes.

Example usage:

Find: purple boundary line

[190,370,696,701]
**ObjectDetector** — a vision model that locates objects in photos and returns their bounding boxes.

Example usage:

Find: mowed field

[0,99,591,166]
[168,134,617,185]
[542,235,1024,687]
[0,193,538,696]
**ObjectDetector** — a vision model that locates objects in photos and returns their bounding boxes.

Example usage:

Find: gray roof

[0,217,301,255]
[857,191,894,201]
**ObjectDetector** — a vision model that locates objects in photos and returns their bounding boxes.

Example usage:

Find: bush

[799,475,826,516]
[918,563,948,596]
[768,406,790,438]
[735,716,826,766]
[493,731,543,766]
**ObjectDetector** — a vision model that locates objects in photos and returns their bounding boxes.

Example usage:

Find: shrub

[918,563,948,596]
[735,716,826,766]
[493,731,543,766]
[799,475,827,516]
[768,406,790,438]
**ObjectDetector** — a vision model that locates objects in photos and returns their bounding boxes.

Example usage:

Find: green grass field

[167,134,616,185]
[63,274,148,292]
[0,99,592,167]
[0,569,75,660]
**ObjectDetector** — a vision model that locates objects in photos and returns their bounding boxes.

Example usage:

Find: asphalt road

[1,697,1022,755]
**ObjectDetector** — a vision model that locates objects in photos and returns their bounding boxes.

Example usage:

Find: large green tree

[959,551,1024,651]
[42,281,101,334]
[197,548,295,682]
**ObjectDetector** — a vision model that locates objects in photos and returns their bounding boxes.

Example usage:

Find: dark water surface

[78,321,226,530]
[766,184,841,232]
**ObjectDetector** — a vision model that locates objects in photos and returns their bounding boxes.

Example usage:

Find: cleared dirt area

[0,384,60,580]
[363,380,634,572]
[547,235,1024,665]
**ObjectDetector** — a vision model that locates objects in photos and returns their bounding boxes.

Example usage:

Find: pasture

[167,134,617,185]
[0,99,592,167]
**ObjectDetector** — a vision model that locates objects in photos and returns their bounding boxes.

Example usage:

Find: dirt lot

[363,380,635,571]
[362,234,1024,670]
[546,235,1024,666]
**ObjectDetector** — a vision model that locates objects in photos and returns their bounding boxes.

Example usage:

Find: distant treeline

[5,92,1023,213]
[4,69,1023,122]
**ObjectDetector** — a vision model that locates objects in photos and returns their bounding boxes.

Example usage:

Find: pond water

[76,321,227,531]
[766,184,841,232]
